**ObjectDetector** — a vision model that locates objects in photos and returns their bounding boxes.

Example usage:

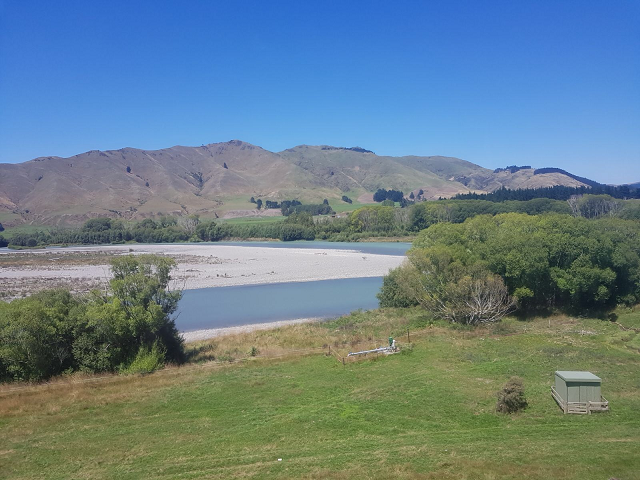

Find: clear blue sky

[1,0,638,184]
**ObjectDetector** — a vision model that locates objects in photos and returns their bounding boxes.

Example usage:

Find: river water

[175,242,410,332]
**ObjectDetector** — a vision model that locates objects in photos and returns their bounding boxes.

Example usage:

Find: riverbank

[181,317,322,342]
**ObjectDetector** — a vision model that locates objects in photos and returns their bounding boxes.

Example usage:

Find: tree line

[455,184,640,202]
[373,188,405,203]
[248,197,335,217]
[5,195,640,248]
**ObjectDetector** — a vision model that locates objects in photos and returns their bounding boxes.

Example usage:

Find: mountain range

[0,140,597,226]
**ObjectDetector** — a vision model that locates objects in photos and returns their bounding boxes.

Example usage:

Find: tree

[138,218,158,230]
[178,214,200,236]
[158,215,177,228]
[0,235,7,248]
[196,220,218,241]
[0,222,4,232]
[279,224,315,241]
[83,218,113,232]
[407,213,640,314]
[75,255,184,372]
[223,162,228,169]
[387,245,515,325]
[573,194,622,218]
[256,199,263,210]
[323,199,329,205]
[373,188,404,203]
[377,263,419,308]
[0,290,83,381]
[250,197,256,204]
[285,212,314,228]
[373,189,387,202]
[409,192,415,200]
[126,166,131,173]
[438,274,515,325]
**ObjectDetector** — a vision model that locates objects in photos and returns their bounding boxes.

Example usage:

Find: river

[175,241,410,332]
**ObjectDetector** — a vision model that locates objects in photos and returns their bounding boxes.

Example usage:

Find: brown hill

[0,141,590,226]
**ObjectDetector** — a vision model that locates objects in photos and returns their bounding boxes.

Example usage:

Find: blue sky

[1,0,638,184]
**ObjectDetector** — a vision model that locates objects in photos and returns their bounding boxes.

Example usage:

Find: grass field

[219,216,286,226]
[1,309,639,479]
[0,223,50,238]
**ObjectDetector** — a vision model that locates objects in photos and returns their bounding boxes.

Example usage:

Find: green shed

[551,371,609,414]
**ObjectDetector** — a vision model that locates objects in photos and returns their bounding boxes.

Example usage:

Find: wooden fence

[551,386,609,414]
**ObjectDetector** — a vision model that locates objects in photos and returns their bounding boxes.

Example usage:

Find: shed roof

[555,371,601,382]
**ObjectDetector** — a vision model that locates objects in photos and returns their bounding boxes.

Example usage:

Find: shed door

[567,383,580,402]
[579,385,589,402]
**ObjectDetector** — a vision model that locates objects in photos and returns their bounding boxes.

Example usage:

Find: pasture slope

[1,308,639,479]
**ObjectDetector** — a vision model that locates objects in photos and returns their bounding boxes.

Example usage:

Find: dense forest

[379,213,640,323]
[455,184,640,202]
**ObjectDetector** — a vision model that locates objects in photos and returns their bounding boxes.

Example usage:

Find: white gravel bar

[0,243,405,291]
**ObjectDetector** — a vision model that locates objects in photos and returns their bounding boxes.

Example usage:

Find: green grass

[1,311,639,479]
[219,215,286,226]
[326,196,367,214]
[1,224,50,238]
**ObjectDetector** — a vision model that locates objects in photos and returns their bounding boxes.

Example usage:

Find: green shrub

[377,263,419,308]
[122,342,165,375]
[496,376,528,413]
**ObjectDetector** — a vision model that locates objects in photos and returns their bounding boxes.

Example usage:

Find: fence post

[407,328,410,344]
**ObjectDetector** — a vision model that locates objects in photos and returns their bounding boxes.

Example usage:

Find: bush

[122,342,165,375]
[0,255,184,383]
[0,289,83,381]
[377,263,419,308]
[496,376,528,413]
[0,235,7,248]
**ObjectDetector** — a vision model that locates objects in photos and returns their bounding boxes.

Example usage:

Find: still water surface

[213,240,410,256]
[176,276,384,332]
